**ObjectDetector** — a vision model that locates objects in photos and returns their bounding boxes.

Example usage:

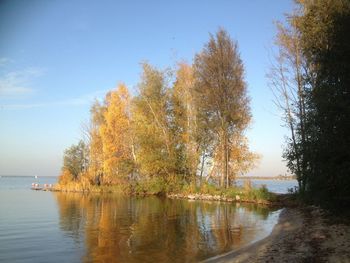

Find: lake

[0,176,293,262]
[236,178,298,194]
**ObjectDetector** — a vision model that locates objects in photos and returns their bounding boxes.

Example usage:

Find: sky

[0,0,294,177]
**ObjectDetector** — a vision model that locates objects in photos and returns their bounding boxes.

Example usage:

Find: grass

[54,178,276,204]
[133,177,167,195]
[54,181,127,194]
[176,181,275,203]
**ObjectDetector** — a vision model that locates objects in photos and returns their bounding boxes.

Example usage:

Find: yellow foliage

[100,84,133,183]
[58,169,74,185]
[229,133,260,178]
[173,63,199,178]
[88,101,105,183]
[209,133,260,185]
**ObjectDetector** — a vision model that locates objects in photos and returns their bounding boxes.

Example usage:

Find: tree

[268,18,309,193]
[88,100,105,185]
[132,63,177,180]
[228,132,260,185]
[295,0,350,205]
[100,84,134,184]
[172,63,200,183]
[273,0,350,207]
[194,29,252,187]
[62,140,89,181]
[57,30,258,192]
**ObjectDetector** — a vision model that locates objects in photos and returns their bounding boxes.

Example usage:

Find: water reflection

[55,193,279,262]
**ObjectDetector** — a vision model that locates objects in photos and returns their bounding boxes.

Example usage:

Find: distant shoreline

[0,175,295,180]
[236,176,296,180]
[0,175,58,177]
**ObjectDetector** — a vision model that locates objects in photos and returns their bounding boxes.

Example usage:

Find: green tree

[62,140,89,180]
[132,63,177,180]
[295,0,350,206]
[275,0,350,207]
[172,63,201,183]
[268,17,309,193]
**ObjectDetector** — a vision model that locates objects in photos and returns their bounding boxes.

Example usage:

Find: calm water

[237,179,298,194]
[0,176,287,262]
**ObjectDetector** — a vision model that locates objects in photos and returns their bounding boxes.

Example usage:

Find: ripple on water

[0,177,281,262]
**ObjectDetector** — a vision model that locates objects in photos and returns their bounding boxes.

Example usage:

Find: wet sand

[205,207,350,263]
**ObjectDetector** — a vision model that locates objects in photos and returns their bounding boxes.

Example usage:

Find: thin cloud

[0,67,44,97]
[0,57,13,67]
[1,90,107,110]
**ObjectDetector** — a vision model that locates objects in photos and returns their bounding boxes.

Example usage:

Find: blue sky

[0,0,293,177]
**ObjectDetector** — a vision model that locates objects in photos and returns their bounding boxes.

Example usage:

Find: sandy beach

[205,206,350,263]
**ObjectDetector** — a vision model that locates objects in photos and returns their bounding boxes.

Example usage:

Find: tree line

[60,29,258,191]
[270,0,350,208]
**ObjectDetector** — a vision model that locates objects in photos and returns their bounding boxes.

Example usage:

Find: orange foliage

[100,84,133,183]
[58,169,74,185]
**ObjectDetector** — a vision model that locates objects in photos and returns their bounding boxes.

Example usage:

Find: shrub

[243,179,252,192]
[58,169,74,185]
[134,177,167,195]
[223,187,240,198]
[200,182,221,195]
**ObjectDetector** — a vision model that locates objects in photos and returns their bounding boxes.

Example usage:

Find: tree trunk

[224,133,229,188]
[221,131,225,187]
[199,153,205,185]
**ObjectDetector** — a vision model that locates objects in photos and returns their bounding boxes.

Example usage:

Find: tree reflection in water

[55,193,279,262]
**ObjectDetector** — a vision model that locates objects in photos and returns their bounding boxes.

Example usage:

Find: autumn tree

[88,100,105,185]
[194,29,252,187]
[228,133,259,185]
[132,63,177,180]
[172,63,200,182]
[99,84,134,184]
[58,29,258,192]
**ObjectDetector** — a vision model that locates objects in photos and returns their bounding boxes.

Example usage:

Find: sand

[204,206,350,263]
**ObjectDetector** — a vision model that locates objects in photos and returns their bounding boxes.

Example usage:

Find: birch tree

[194,29,252,187]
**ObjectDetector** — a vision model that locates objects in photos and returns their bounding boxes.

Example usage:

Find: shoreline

[236,176,296,181]
[34,185,350,261]
[204,206,350,262]
[203,208,298,262]
[41,186,282,207]
[166,193,275,206]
